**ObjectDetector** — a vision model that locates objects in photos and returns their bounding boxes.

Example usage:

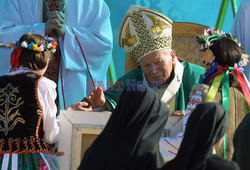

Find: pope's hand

[87,87,106,108]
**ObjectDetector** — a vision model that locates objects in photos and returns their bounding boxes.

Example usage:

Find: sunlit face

[139,49,175,85]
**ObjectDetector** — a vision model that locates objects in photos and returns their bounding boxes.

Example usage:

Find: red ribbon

[206,65,228,83]
[206,65,250,107]
[10,46,22,71]
[233,69,250,107]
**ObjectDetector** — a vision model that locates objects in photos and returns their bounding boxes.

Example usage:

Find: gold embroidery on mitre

[121,23,137,48]
[0,83,25,136]
[123,8,172,61]
[146,14,171,35]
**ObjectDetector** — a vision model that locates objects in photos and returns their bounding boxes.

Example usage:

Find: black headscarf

[233,113,250,170]
[161,102,228,170]
[79,84,169,170]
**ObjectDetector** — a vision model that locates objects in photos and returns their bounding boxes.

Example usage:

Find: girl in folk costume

[159,27,250,161]
[0,33,60,169]
[196,28,250,160]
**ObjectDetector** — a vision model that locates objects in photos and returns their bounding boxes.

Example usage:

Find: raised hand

[87,87,106,108]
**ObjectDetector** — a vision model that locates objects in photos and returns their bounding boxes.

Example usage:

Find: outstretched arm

[67,87,106,111]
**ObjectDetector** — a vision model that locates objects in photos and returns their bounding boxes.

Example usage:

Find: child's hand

[67,102,92,112]
[51,147,64,157]
[171,110,185,117]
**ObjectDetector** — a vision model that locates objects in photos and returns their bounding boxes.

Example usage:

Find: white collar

[161,58,184,103]
[7,67,33,75]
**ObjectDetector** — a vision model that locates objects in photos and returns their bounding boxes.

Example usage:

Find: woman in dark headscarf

[78,84,169,170]
[161,102,239,170]
[233,113,250,170]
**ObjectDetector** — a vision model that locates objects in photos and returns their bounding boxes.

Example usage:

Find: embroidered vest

[0,72,52,154]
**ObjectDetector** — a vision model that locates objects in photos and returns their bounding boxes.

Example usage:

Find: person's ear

[170,49,176,57]
[170,50,176,63]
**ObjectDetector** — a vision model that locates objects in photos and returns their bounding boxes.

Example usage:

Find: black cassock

[79,84,169,170]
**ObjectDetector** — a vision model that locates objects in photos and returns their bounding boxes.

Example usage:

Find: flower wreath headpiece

[196,27,244,52]
[9,36,58,53]
[196,27,247,71]
[9,36,58,71]
[196,27,250,119]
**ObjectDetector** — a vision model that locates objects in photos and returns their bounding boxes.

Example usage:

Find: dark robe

[79,84,169,170]
[161,102,239,170]
[233,112,250,170]
[206,155,240,170]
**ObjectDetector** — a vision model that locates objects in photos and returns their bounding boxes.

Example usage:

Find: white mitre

[119,5,173,62]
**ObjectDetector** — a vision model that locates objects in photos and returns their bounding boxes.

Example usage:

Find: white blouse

[6,68,59,144]
[159,90,203,161]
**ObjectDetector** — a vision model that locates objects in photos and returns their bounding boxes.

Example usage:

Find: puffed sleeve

[38,77,59,144]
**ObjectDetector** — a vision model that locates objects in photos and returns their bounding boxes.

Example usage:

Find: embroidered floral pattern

[0,153,58,169]
[0,83,25,136]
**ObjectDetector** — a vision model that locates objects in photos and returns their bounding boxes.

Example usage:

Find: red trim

[8,139,13,152]
[0,138,53,154]
[14,139,21,153]
[30,137,36,152]
[71,28,96,88]
[60,62,67,109]
[0,140,3,150]
[10,47,22,70]
[206,65,228,83]
[168,150,177,155]
[163,138,179,150]
[24,139,29,152]
[44,141,50,151]
[233,69,250,107]
[36,138,44,152]
[59,28,97,109]
[177,57,184,62]
[35,77,43,137]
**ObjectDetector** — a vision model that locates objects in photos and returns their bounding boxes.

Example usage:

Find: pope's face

[140,49,175,85]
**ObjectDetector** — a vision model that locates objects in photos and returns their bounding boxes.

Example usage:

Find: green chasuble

[104,61,205,111]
